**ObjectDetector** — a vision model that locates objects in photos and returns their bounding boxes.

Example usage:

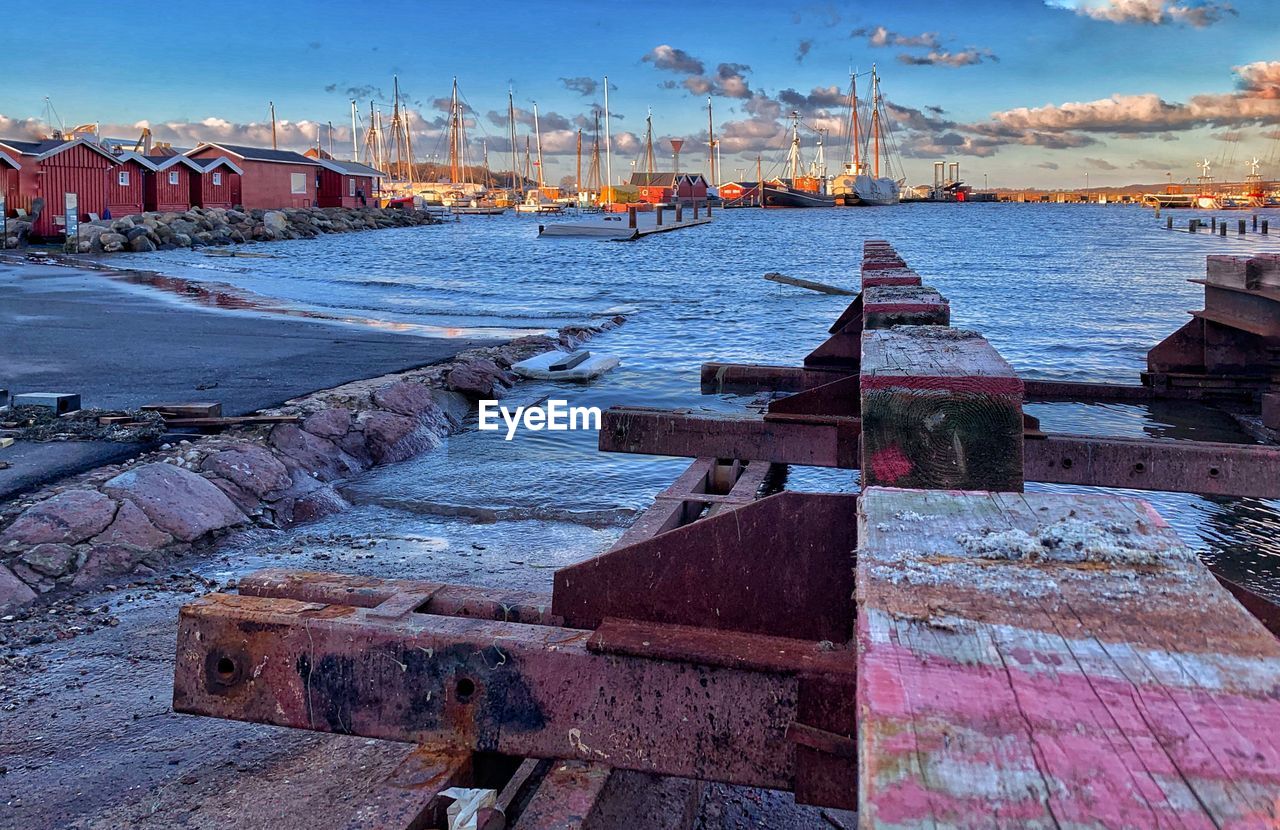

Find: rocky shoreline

[2,204,443,252]
[0,318,620,612]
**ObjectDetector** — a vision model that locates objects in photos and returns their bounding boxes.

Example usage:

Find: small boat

[515,190,565,214]
[763,115,834,208]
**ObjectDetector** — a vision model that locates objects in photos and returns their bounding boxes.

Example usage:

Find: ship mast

[707,96,717,188]
[643,109,656,175]
[603,75,613,207]
[849,73,862,175]
[350,100,359,160]
[586,110,602,200]
[786,112,802,180]
[448,77,462,186]
[533,102,545,189]
[871,66,881,179]
[508,89,518,192]
[575,127,583,195]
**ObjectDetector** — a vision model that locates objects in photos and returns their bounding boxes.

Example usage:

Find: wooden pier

[169,239,1280,827]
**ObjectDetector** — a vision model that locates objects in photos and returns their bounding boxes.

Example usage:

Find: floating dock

[171,241,1280,827]
[538,202,712,240]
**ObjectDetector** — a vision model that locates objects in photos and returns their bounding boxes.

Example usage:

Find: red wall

[191,168,240,209]
[318,170,375,208]
[145,165,192,213]
[12,144,116,237]
[106,158,147,218]
[191,149,315,209]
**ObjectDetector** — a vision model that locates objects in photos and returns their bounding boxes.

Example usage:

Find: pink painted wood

[857,486,1280,828]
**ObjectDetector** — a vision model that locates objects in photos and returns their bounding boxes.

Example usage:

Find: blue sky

[2,0,1278,188]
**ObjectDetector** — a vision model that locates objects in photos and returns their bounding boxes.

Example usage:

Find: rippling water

[132,203,1280,599]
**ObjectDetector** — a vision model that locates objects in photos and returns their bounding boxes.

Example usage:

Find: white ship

[831,66,902,207]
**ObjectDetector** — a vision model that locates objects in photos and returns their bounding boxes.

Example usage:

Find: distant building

[0,137,121,236]
[719,181,761,205]
[313,158,384,208]
[627,172,709,205]
[186,143,320,210]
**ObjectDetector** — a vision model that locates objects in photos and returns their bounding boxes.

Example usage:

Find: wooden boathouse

[187,156,243,210]
[627,172,709,205]
[186,143,318,210]
[105,153,150,218]
[0,137,120,236]
[313,158,383,208]
[141,155,204,214]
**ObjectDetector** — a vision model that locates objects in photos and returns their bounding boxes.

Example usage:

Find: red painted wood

[145,164,192,213]
[317,169,375,208]
[11,144,116,236]
[106,157,147,217]
[189,148,315,210]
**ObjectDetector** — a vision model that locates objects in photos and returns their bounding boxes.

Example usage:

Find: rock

[90,499,172,551]
[18,543,78,578]
[447,359,508,399]
[99,232,127,253]
[129,236,157,253]
[361,411,439,465]
[263,211,289,232]
[173,233,192,247]
[0,566,36,611]
[125,226,150,241]
[302,408,354,440]
[268,424,358,481]
[372,381,438,417]
[291,486,350,523]
[112,217,135,232]
[72,544,151,588]
[102,463,247,542]
[201,444,292,498]
[0,490,118,550]
[429,389,472,428]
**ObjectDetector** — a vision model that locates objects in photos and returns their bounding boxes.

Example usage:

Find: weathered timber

[857,486,1280,828]
[599,406,860,468]
[862,285,950,330]
[763,272,857,296]
[861,327,1024,491]
[700,362,848,394]
[1022,378,1155,400]
[513,761,613,829]
[340,747,470,830]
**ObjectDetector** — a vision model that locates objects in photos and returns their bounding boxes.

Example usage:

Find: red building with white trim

[106,153,150,218]
[188,157,244,209]
[627,172,710,205]
[313,158,384,208]
[186,143,319,210]
[0,138,121,236]
[142,155,204,213]
[0,151,18,215]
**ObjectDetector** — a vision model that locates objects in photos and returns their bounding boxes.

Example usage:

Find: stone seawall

[0,319,620,611]
[2,205,442,252]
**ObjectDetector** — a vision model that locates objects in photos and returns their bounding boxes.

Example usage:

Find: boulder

[0,490,118,550]
[112,217,135,232]
[372,380,439,417]
[90,498,172,551]
[18,543,78,578]
[99,232,127,253]
[72,544,151,588]
[263,211,289,232]
[0,565,36,612]
[447,359,510,399]
[102,463,247,542]
[129,236,157,253]
[173,233,192,247]
[361,411,439,465]
[125,226,150,241]
[201,444,292,498]
[268,424,358,481]
[302,407,354,440]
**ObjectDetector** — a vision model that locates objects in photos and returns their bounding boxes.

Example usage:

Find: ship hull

[763,186,835,208]
[851,175,900,206]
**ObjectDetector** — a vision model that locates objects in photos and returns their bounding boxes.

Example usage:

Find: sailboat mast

[575,128,583,194]
[850,74,861,174]
[643,109,655,175]
[533,102,545,189]
[449,78,461,185]
[603,75,613,206]
[350,100,359,160]
[508,89,518,192]
[707,96,716,188]
[787,113,801,180]
[756,154,763,207]
[871,66,881,179]
[402,80,416,189]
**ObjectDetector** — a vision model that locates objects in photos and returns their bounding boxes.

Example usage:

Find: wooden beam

[857,487,1280,827]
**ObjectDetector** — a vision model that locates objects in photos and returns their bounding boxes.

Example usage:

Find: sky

[1,0,1278,189]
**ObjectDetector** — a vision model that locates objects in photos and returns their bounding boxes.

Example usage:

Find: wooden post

[1190,219,1197,232]
[862,285,949,329]
[1239,219,1246,235]
[857,486,1280,829]
[1264,220,1270,235]
[1253,214,1259,231]
[1211,217,1217,232]
[692,201,699,219]
[1166,216,1173,230]
[860,326,1023,491]
[706,198,712,217]
[655,206,664,226]
[675,202,683,222]
[627,206,637,229]
[1220,223,1227,237]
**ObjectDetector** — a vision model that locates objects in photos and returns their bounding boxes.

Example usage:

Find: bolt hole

[1209,467,1221,478]
[216,656,236,678]
[1061,458,1073,470]
[455,677,476,702]
[1133,462,1146,473]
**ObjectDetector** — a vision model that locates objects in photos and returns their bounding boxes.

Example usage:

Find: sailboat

[852,66,902,206]
[763,113,835,208]
[440,78,505,214]
[516,103,564,214]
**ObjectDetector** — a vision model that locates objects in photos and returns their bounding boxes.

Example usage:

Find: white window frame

[117,170,130,186]
[290,172,307,195]
[168,170,180,185]
[349,178,356,197]
[212,171,222,186]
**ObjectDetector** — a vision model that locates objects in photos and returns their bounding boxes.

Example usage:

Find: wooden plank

[861,327,1023,491]
[142,401,223,418]
[763,272,857,296]
[163,415,300,427]
[862,285,950,329]
[857,487,1280,829]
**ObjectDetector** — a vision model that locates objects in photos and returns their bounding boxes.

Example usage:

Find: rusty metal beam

[599,406,860,468]
[1025,433,1280,499]
[700,362,847,395]
[1022,379,1155,401]
[341,747,471,830]
[171,586,843,802]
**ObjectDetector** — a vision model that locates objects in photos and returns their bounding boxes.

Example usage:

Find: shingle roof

[0,138,63,156]
[193,143,319,165]
[314,158,386,178]
[188,156,246,175]
[629,172,678,187]
[0,150,18,170]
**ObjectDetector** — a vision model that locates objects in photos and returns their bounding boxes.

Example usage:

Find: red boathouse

[0,138,121,237]
[186,143,318,210]
[627,172,710,205]
[142,155,204,213]
[314,158,384,208]
[0,151,18,214]
[188,157,244,210]
[106,153,150,218]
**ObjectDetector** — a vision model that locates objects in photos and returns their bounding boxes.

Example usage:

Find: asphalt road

[0,259,497,498]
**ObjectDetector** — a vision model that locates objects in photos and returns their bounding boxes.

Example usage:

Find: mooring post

[1264,220,1270,235]
[628,206,637,229]
[675,202,683,223]
[1167,216,1173,230]
[1239,219,1247,235]
[656,206,664,226]
[706,198,712,217]
[860,326,1024,491]
[693,201,699,219]
[1254,214,1259,231]
[1212,217,1218,232]
[1190,219,1198,232]
[1220,223,1227,237]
